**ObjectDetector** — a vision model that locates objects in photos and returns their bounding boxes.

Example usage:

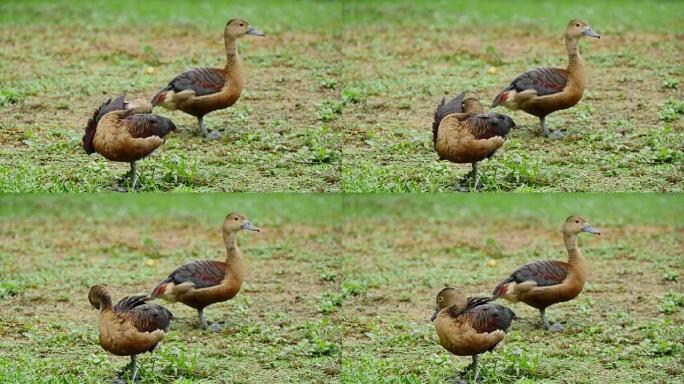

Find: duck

[82,94,176,191]
[150,213,259,330]
[433,92,516,191]
[151,19,265,139]
[491,20,600,139]
[492,216,601,331]
[431,288,516,383]
[88,284,173,382]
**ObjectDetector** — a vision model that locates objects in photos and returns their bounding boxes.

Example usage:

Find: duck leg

[540,116,563,139]
[471,162,481,191]
[471,354,480,383]
[130,355,139,382]
[197,308,209,329]
[197,116,221,139]
[130,162,139,191]
[540,308,564,332]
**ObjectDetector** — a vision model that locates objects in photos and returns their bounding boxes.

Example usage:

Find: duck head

[88,284,112,310]
[223,212,260,234]
[431,287,467,321]
[563,216,601,236]
[225,19,265,39]
[477,112,516,136]
[566,19,600,40]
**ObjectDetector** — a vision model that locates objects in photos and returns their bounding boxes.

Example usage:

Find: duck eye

[234,217,239,221]
[240,23,244,27]
[575,23,580,27]
[575,220,580,223]
[438,297,443,301]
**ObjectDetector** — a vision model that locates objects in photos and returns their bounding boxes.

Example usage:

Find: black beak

[430,307,440,322]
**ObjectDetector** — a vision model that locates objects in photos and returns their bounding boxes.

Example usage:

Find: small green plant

[319,271,337,282]
[317,99,344,122]
[0,89,24,106]
[316,291,345,314]
[658,292,684,314]
[0,282,22,299]
[320,77,338,90]
[661,78,679,89]
[662,271,679,282]
[659,99,684,122]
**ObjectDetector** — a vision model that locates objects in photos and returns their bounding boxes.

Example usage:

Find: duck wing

[165,260,227,289]
[113,295,174,333]
[466,296,495,310]
[506,260,570,288]
[125,114,177,139]
[510,68,568,97]
[467,303,516,334]
[165,67,226,97]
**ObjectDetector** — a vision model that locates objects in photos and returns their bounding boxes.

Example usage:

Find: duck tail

[150,277,173,299]
[432,92,465,146]
[491,85,514,108]
[492,276,514,299]
[151,86,172,107]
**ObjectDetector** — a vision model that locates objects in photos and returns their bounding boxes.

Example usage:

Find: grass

[0,194,341,383]
[341,0,684,192]
[0,0,341,192]
[340,194,684,383]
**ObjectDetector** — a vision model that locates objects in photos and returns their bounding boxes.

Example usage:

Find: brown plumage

[82,95,176,190]
[151,19,265,139]
[431,288,516,383]
[88,285,173,382]
[491,20,600,139]
[433,92,516,190]
[492,216,601,331]
[150,213,259,330]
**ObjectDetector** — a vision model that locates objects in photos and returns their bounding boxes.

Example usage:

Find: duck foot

[545,130,564,140]
[204,130,222,140]
[549,323,565,332]
[111,184,141,193]
[208,323,222,332]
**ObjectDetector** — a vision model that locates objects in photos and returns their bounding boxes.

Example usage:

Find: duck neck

[223,231,245,282]
[98,294,113,312]
[565,37,586,85]
[224,36,244,86]
[563,232,587,281]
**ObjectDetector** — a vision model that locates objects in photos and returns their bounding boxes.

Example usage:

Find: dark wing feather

[125,114,177,138]
[466,296,495,310]
[126,303,174,333]
[465,116,507,140]
[509,68,569,97]
[167,68,226,97]
[509,260,569,287]
[167,260,227,289]
[114,295,150,312]
[467,303,516,334]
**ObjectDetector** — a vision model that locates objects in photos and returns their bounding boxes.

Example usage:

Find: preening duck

[432,288,516,383]
[492,216,601,331]
[151,19,265,139]
[82,95,176,191]
[88,285,173,382]
[491,20,600,139]
[433,92,516,190]
[150,213,259,330]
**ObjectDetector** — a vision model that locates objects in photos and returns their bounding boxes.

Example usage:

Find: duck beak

[582,26,600,39]
[582,224,601,235]
[246,26,265,37]
[430,307,440,322]
[241,220,260,232]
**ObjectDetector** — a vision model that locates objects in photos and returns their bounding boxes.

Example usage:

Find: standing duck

[431,288,516,383]
[150,213,259,330]
[151,19,265,139]
[433,92,516,191]
[82,95,176,191]
[88,285,173,382]
[491,20,600,139]
[492,216,601,331]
